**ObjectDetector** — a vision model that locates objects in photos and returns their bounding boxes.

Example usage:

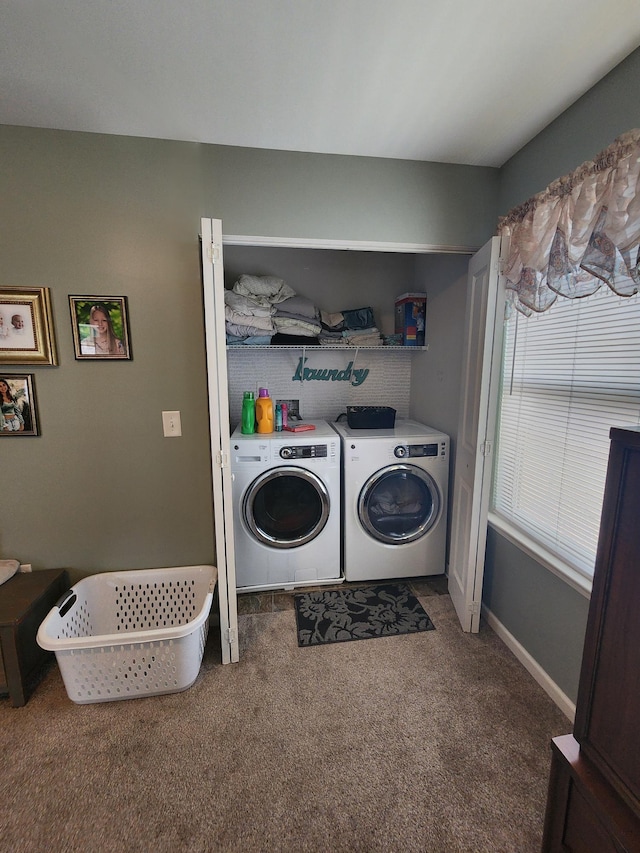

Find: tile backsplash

[227,347,413,429]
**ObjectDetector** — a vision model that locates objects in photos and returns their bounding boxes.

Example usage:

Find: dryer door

[243,466,330,548]
[358,464,441,544]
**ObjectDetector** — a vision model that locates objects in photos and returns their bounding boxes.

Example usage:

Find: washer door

[243,466,330,548]
[358,464,441,544]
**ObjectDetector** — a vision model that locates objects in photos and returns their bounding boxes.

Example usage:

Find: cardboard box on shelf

[395,292,426,347]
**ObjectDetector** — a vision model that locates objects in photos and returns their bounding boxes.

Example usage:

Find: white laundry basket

[37,564,217,704]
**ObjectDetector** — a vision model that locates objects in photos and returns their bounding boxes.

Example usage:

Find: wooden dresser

[541,426,640,851]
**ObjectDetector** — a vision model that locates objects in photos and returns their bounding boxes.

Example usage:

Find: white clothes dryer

[230,420,341,592]
[332,419,449,582]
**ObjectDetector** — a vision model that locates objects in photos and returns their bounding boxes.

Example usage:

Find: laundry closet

[201,218,489,663]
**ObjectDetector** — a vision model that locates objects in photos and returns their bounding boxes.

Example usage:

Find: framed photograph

[0,287,58,365]
[69,296,132,360]
[0,374,39,436]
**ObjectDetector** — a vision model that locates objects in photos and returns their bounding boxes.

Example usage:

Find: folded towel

[343,330,383,346]
[320,310,345,330]
[343,326,380,338]
[342,307,376,330]
[319,337,349,346]
[0,559,19,585]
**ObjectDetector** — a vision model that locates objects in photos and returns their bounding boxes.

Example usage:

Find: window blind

[492,287,640,579]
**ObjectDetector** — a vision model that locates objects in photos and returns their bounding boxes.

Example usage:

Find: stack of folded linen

[319,311,349,345]
[319,306,382,346]
[225,274,297,345]
[343,327,383,346]
[272,294,322,342]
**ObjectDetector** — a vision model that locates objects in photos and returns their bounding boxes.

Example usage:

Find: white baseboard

[482,604,576,723]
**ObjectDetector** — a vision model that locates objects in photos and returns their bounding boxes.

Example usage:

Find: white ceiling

[2,1,640,168]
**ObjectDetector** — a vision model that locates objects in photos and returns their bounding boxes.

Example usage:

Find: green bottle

[241,391,256,434]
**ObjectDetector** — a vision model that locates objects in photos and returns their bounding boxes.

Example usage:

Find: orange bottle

[255,388,274,434]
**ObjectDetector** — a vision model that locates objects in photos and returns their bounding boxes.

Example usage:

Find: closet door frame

[201,217,239,664]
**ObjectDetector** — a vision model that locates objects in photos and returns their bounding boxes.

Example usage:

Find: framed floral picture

[0,287,58,365]
[69,296,132,360]
[0,374,39,436]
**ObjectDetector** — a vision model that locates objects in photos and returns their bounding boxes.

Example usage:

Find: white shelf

[227,345,428,352]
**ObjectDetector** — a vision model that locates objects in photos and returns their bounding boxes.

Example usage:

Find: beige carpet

[0,593,569,853]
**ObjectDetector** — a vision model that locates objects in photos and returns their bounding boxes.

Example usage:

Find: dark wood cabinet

[0,568,69,706]
[542,427,640,852]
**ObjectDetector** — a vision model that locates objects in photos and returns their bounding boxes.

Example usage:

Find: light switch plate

[162,410,182,437]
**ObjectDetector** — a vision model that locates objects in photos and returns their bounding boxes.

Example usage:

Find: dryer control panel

[394,442,446,459]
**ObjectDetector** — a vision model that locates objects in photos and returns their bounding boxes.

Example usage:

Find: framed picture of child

[69,296,132,360]
[0,287,58,366]
[0,374,39,436]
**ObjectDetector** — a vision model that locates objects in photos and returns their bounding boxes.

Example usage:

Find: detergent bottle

[241,391,255,434]
[256,388,274,434]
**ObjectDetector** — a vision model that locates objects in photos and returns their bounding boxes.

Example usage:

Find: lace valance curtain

[498,129,640,315]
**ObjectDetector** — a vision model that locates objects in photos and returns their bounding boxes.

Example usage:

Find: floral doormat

[294,583,435,647]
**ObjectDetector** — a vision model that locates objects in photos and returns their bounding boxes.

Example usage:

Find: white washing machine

[332,419,449,582]
[230,420,341,591]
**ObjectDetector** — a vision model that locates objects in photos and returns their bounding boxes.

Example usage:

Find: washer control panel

[280,444,328,460]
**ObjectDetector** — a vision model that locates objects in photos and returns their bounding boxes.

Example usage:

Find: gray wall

[410,253,470,439]
[0,125,498,582]
[205,145,497,248]
[484,46,640,703]
[483,529,591,702]
[0,129,212,581]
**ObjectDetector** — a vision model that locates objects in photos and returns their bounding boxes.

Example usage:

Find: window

[491,286,640,580]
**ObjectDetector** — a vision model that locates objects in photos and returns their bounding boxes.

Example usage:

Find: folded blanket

[224,290,275,332]
[274,308,322,325]
[224,290,274,319]
[276,295,319,320]
[271,333,320,346]
[233,274,296,306]
[226,333,273,346]
[226,320,275,338]
[273,316,322,336]
[225,311,274,332]
[318,329,344,340]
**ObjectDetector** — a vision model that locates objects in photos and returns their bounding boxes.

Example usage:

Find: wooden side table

[0,568,69,706]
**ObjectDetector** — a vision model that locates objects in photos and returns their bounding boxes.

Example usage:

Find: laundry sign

[292,357,369,386]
